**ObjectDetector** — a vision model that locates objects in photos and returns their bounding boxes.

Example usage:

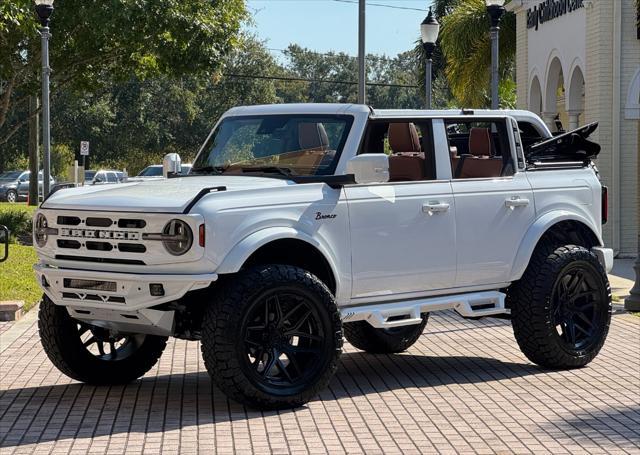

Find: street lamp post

[486,0,505,110]
[35,0,54,199]
[420,7,440,110]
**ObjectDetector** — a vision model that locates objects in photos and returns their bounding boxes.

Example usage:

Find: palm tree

[416,0,516,108]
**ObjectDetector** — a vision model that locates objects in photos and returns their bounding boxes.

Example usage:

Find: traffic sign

[80,141,90,156]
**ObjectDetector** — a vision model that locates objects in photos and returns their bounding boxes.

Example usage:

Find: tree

[0,0,247,153]
[439,0,516,107]
[414,0,516,108]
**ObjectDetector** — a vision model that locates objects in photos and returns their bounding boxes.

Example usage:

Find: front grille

[57,216,81,226]
[86,217,113,227]
[52,214,149,263]
[86,241,113,252]
[57,239,81,249]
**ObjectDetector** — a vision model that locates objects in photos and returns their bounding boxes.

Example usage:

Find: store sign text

[527,0,584,31]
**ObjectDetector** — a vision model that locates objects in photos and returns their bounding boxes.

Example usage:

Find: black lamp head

[34,0,54,27]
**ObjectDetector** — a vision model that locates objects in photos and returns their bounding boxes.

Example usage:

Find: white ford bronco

[34,104,613,409]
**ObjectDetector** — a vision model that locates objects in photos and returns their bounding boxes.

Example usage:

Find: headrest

[298,123,329,151]
[388,123,421,154]
[468,128,492,156]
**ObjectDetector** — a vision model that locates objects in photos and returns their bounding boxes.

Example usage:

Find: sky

[245,0,434,59]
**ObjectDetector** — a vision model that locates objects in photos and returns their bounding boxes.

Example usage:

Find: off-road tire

[6,190,17,203]
[508,242,611,369]
[38,295,168,384]
[201,265,342,409]
[344,314,428,354]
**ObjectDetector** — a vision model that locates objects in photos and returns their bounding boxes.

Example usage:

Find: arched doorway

[544,57,565,132]
[567,65,585,130]
[529,75,542,115]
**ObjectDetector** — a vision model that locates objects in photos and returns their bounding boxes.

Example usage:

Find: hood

[41,176,292,213]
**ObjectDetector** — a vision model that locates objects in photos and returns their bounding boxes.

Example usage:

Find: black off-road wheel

[344,314,428,354]
[38,295,168,384]
[508,243,611,369]
[201,265,342,410]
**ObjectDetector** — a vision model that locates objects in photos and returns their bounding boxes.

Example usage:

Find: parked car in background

[0,170,55,203]
[135,164,192,180]
[84,170,126,185]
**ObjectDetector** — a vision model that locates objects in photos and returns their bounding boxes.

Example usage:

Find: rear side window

[446,119,514,179]
[106,172,117,183]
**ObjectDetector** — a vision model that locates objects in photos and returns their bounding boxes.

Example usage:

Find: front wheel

[509,243,611,369]
[6,190,17,203]
[201,265,343,409]
[38,295,168,384]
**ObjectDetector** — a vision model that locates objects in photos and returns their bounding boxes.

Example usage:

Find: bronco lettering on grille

[60,228,141,241]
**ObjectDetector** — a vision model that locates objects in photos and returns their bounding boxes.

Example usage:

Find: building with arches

[509,0,639,257]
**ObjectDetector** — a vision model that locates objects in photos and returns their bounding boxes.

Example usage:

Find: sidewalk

[609,258,636,299]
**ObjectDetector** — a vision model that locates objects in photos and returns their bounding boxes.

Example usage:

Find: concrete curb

[0,300,25,321]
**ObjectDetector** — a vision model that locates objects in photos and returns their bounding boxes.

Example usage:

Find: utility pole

[357,0,366,104]
[28,96,39,205]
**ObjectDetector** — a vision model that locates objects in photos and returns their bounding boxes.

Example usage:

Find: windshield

[192,115,353,176]
[138,166,163,177]
[0,171,22,180]
[85,171,96,181]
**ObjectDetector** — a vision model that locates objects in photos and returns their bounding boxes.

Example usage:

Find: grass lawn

[0,244,41,311]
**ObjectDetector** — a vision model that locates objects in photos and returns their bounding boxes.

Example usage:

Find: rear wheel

[344,315,428,354]
[38,295,167,384]
[201,265,342,409]
[509,243,611,369]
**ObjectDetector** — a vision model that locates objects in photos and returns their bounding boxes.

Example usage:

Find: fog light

[149,283,165,296]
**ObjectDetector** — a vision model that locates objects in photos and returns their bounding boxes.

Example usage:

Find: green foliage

[0,0,247,156]
[0,207,32,243]
[437,0,516,108]
[0,244,40,310]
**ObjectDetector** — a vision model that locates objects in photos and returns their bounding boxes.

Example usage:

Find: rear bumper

[592,247,614,273]
[34,264,217,311]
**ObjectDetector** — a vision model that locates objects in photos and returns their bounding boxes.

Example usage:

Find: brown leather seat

[387,123,425,182]
[457,127,502,179]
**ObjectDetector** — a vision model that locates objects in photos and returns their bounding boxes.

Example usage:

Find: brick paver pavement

[1,307,638,454]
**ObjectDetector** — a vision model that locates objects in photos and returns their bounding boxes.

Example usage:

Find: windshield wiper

[240,166,295,178]
[190,165,227,175]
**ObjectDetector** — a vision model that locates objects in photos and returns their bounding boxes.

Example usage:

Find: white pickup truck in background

[33,104,612,409]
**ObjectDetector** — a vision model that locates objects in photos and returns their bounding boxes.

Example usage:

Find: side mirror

[163,153,182,178]
[93,176,103,184]
[346,154,390,184]
[0,225,8,263]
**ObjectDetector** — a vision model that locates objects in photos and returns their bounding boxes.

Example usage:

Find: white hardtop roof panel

[224,103,371,117]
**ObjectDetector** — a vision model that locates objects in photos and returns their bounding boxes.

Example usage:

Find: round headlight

[34,213,49,247]
[162,219,193,256]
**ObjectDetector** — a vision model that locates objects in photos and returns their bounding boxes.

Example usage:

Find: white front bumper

[34,264,218,311]
[591,247,614,273]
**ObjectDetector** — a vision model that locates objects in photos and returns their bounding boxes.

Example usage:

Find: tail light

[601,186,608,225]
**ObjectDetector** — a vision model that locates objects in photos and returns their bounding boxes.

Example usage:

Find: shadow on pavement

[544,405,640,446]
[0,352,545,448]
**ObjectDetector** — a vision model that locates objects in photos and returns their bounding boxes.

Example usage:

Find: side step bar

[340,291,507,329]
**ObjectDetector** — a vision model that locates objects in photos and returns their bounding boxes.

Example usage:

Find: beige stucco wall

[511,0,639,257]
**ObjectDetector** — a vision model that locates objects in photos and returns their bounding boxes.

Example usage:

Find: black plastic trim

[183,186,227,214]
